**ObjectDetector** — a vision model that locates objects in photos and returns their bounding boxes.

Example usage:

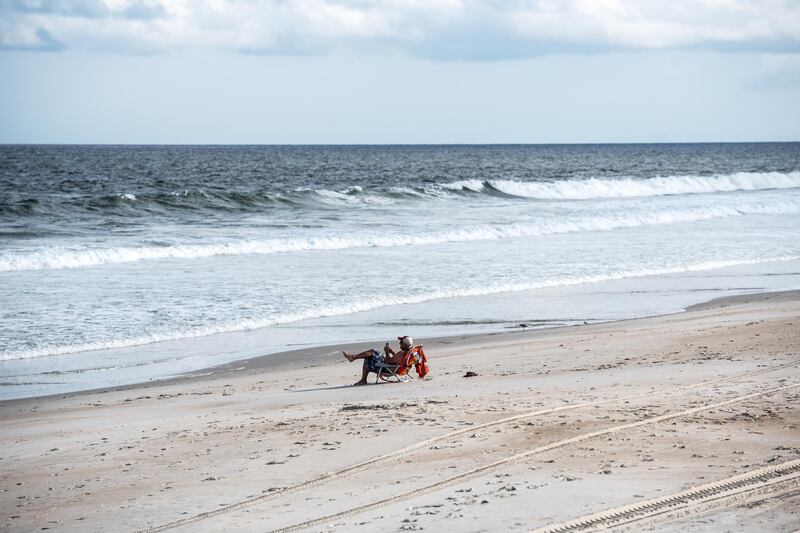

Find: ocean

[1,143,799,400]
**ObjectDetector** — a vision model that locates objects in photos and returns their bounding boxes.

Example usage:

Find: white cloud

[508,0,800,49]
[1,0,799,57]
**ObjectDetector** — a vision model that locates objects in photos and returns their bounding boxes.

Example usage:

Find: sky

[1,0,799,144]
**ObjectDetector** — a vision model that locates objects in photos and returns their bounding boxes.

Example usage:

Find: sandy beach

[1,290,799,532]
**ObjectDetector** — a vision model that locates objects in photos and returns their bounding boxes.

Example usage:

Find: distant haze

[1,1,799,144]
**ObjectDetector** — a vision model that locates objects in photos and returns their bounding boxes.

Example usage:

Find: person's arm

[382,343,395,364]
[385,349,407,365]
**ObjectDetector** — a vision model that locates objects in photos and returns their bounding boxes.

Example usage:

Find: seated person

[343,336,414,385]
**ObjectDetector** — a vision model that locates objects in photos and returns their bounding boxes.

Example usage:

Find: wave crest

[2,255,797,361]
[3,171,798,217]
[2,201,798,271]
[442,171,800,200]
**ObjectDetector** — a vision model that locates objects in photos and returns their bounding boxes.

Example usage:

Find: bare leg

[343,349,376,362]
[353,360,369,385]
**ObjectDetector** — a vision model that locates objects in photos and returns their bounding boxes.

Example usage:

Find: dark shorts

[366,349,385,373]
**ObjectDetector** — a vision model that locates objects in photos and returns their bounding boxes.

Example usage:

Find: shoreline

[3,288,798,407]
[1,288,798,531]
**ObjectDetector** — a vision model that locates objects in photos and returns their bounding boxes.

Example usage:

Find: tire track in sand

[533,459,800,532]
[141,361,798,532]
[265,382,799,533]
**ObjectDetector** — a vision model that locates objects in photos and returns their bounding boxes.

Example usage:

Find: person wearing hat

[343,336,414,386]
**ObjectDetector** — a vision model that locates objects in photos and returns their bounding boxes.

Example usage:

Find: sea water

[1,143,799,399]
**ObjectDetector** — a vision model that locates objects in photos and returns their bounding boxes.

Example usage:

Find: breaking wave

[2,201,798,271]
[3,255,797,361]
[3,171,799,217]
[443,171,800,200]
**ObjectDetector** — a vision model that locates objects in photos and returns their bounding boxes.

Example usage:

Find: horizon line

[2,140,799,147]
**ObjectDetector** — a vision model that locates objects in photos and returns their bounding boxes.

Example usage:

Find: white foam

[294,185,393,206]
[440,179,486,192]
[2,201,798,271]
[442,171,800,200]
[2,255,797,361]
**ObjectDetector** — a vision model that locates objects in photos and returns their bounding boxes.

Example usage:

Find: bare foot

[342,351,354,362]
[353,380,368,386]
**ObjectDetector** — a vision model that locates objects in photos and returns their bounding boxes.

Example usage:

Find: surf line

[268,382,800,533]
[140,360,797,533]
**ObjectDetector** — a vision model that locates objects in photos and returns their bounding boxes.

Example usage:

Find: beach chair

[373,362,411,383]
[373,345,429,383]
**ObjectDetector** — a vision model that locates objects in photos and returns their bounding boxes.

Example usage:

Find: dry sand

[1,291,799,532]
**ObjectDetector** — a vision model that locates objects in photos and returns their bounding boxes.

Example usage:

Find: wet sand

[1,291,799,531]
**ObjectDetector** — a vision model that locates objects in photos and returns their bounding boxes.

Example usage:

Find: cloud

[0,21,65,51]
[1,0,799,58]
[4,0,164,19]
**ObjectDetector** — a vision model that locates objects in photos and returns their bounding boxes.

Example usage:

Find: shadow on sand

[290,382,381,393]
